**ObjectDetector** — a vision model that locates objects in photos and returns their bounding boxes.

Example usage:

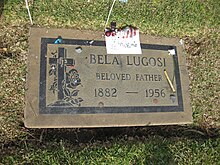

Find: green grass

[3,0,220,36]
[2,130,220,164]
[0,0,220,164]
[3,136,220,164]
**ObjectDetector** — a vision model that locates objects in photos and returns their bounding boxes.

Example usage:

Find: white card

[105,28,142,54]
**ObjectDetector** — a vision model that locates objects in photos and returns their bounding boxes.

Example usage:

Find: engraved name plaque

[25,28,192,128]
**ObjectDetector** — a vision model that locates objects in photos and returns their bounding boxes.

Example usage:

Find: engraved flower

[66,69,81,89]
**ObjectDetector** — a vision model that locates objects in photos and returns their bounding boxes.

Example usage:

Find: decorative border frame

[39,38,183,114]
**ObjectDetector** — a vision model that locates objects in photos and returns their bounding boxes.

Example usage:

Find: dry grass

[184,29,220,129]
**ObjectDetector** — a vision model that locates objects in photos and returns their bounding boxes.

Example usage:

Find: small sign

[105,27,142,54]
[25,28,192,128]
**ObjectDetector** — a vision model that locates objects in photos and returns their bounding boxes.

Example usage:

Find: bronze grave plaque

[25,28,192,128]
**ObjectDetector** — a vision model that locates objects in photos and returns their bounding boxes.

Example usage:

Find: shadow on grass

[41,125,220,143]
[1,125,219,163]
[2,125,219,148]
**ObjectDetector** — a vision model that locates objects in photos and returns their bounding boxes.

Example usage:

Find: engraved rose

[66,69,81,89]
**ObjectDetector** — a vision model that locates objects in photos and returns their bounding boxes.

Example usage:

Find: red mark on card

[130,27,133,38]
[126,30,129,38]
[105,31,112,37]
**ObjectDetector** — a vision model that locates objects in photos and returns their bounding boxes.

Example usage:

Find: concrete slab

[25,27,192,128]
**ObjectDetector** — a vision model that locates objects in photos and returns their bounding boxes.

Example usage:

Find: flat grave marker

[25,28,192,128]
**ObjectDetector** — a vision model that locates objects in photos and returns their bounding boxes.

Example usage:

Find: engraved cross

[49,47,75,100]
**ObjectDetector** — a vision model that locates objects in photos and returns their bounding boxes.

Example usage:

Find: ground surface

[0,0,220,164]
